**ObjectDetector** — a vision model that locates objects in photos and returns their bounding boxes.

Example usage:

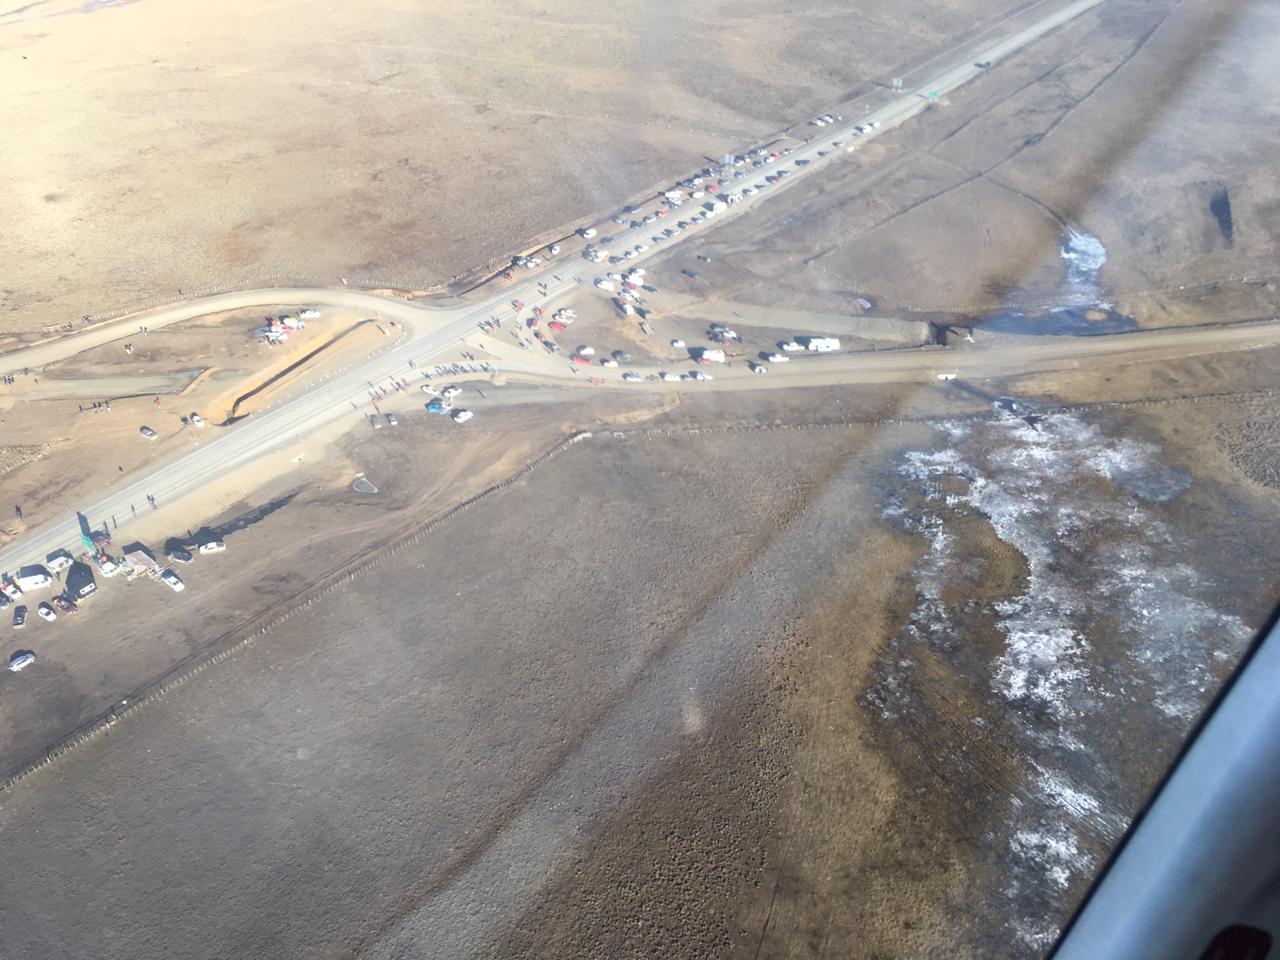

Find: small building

[16,564,52,592]
[66,561,98,599]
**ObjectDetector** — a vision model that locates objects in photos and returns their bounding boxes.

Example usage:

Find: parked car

[8,651,35,672]
[670,338,686,348]
[621,372,642,382]
[369,414,382,429]
[198,540,226,555]
[161,569,185,592]
[451,409,474,424]
[749,362,769,374]
[385,413,399,426]
[661,372,681,382]
[12,605,27,629]
[420,383,440,395]
[37,602,56,622]
[441,384,463,399]
[190,412,206,428]
[612,350,632,363]
[688,371,713,382]
[54,596,77,615]
[167,547,195,564]
[766,353,791,363]
[139,426,158,439]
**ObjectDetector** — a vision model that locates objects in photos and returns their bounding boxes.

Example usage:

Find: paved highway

[0,0,1108,580]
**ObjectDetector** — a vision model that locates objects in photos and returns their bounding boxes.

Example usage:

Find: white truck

[696,348,726,364]
[806,337,841,353]
[16,565,52,592]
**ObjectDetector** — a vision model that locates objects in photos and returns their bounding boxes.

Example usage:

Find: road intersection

[1,0,1132,578]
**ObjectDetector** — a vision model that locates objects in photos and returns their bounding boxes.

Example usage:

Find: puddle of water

[981,305,1137,337]
[1209,188,1233,247]
[975,228,1138,337]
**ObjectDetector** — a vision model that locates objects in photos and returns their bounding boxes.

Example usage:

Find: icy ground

[876,410,1249,952]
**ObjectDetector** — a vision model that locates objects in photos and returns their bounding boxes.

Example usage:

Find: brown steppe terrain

[2,345,1280,958]
[2,0,1280,956]
[2,0,1030,341]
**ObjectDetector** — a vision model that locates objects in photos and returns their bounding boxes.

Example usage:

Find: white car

[139,426,157,439]
[607,272,622,281]
[37,602,56,622]
[634,243,649,253]
[385,413,398,426]
[420,383,440,395]
[441,385,463,399]
[161,569,185,592]
[199,540,226,555]
[600,358,618,367]
[670,339,686,348]
[621,372,642,382]
[688,371,713,382]
[750,362,768,374]
[780,341,804,352]
[8,651,35,672]
[190,413,206,428]
[660,372,681,382]
[577,345,595,356]
[549,244,560,254]
[766,353,791,363]
[451,409,474,424]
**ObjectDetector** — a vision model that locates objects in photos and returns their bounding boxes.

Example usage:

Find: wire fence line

[876,270,1280,316]
[1,430,591,793]
[5,376,1272,790]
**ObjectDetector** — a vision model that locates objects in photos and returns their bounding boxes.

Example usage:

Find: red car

[531,305,543,316]
[55,596,78,615]
[512,299,524,310]
[548,320,568,332]
[571,355,592,365]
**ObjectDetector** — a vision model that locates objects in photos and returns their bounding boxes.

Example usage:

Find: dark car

[12,605,28,628]
[167,547,195,564]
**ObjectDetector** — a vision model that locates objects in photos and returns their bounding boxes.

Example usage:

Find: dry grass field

[4,0,1280,957]
[1,0,1027,340]
[639,0,1280,322]
[1,380,1278,958]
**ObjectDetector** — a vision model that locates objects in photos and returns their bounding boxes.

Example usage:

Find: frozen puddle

[875,410,1249,952]
[1060,228,1109,304]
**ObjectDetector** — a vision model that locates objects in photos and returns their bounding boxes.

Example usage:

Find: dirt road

[0,0,1116,579]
